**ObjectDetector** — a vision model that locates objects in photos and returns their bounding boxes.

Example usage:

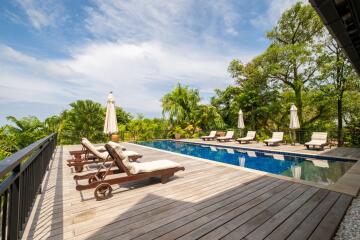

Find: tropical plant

[5,116,47,149]
[116,106,132,125]
[60,100,106,144]
[162,83,224,134]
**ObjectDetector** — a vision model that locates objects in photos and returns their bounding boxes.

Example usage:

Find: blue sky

[0,0,301,125]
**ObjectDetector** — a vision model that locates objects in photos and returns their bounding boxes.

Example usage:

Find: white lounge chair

[236,131,256,144]
[305,132,329,150]
[264,132,284,146]
[217,131,234,142]
[201,131,217,141]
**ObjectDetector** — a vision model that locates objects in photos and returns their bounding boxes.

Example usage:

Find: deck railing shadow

[25,146,64,239]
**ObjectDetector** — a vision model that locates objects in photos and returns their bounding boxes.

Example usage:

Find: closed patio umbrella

[104,92,118,137]
[238,109,245,137]
[289,104,300,144]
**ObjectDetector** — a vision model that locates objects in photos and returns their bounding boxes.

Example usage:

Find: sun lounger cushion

[305,140,326,145]
[305,132,327,146]
[265,139,282,143]
[238,131,256,141]
[128,160,181,174]
[107,141,126,151]
[238,137,253,141]
[82,138,108,159]
[114,146,180,174]
[94,141,126,152]
[82,139,135,160]
[217,131,234,140]
[95,146,106,152]
[122,150,142,158]
[264,132,283,143]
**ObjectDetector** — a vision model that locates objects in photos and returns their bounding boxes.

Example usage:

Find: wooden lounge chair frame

[74,144,185,200]
[67,142,140,173]
[201,131,217,141]
[237,131,256,144]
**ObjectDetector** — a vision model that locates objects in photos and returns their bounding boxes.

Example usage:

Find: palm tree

[162,83,224,135]
[5,116,47,149]
[161,83,201,127]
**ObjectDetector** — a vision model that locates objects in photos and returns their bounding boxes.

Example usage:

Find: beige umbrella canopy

[289,104,300,145]
[238,109,245,129]
[104,92,118,135]
[291,166,302,179]
[289,105,300,129]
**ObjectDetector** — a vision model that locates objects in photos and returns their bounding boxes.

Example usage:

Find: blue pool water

[136,140,356,185]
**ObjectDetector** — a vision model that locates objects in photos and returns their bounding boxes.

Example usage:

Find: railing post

[8,164,21,240]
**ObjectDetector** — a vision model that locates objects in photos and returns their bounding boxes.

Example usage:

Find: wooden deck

[22,143,353,240]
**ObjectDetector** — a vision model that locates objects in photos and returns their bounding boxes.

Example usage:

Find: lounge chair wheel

[94,183,112,200]
[74,165,83,173]
[88,176,98,184]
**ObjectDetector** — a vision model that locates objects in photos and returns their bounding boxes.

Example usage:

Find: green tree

[162,83,224,134]
[225,58,282,131]
[211,86,242,127]
[317,36,360,145]
[0,127,16,160]
[60,100,106,144]
[116,106,132,125]
[263,2,324,126]
[5,116,47,149]
[161,83,200,127]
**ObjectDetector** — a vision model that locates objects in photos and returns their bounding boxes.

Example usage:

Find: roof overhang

[310,0,360,74]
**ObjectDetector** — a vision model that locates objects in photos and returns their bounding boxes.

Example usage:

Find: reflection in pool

[136,140,356,186]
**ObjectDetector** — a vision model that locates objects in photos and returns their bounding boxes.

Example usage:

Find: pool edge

[127,141,360,196]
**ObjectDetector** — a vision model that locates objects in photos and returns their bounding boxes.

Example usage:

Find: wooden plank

[264,189,329,240]
[287,191,340,240]
[175,182,294,240]
[40,167,254,238]
[85,179,283,240]
[308,194,353,240]
[243,187,319,240]
[221,184,310,240]
[71,171,259,238]
[130,178,280,240]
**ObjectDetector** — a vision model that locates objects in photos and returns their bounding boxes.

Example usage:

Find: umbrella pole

[292,130,296,146]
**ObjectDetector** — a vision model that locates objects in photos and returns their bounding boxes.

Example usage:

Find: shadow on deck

[22,143,353,240]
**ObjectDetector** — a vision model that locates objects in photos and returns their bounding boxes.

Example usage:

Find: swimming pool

[136,140,356,186]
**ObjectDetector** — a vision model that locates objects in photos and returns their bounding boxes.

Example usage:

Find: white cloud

[15,0,64,29]
[0,0,265,121]
[0,41,258,115]
[85,0,242,48]
[250,0,305,30]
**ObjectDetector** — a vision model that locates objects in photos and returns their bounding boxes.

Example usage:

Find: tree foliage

[162,83,225,136]
[263,2,324,125]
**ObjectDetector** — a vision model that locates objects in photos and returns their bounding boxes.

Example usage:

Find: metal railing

[0,133,57,239]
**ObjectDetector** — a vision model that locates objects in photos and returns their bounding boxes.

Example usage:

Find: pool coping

[129,140,360,196]
[174,139,360,162]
